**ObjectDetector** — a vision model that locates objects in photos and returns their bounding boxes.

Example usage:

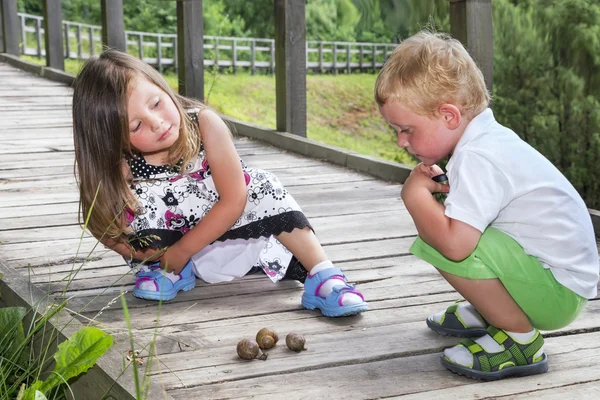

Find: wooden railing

[1,0,493,138]
[18,12,395,74]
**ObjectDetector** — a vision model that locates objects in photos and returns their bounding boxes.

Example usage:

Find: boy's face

[379,101,463,166]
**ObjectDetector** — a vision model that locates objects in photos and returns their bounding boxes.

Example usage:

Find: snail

[285,332,307,352]
[256,327,279,350]
[236,339,268,361]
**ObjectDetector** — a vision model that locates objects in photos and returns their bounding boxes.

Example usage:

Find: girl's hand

[402,163,449,197]
[133,247,163,263]
[159,246,191,274]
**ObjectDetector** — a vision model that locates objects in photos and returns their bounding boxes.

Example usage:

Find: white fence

[18,13,395,74]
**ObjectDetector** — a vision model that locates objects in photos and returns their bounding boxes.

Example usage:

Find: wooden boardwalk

[1,62,599,400]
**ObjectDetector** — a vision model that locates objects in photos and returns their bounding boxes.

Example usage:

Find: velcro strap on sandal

[136,269,164,278]
[446,303,459,314]
[487,326,509,345]
[306,267,348,296]
[334,286,365,302]
[460,338,484,354]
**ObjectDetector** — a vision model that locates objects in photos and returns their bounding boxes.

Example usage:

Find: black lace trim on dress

[216,211,312,242]
[128,211,312,251]
[247,256,307,283]
[128,229,183,250]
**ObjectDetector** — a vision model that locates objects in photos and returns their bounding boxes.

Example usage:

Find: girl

[72,49,368,317]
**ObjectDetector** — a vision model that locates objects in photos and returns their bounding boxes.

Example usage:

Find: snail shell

[236,339,268,360]
[285,332,307,352]
[256,327,279,350]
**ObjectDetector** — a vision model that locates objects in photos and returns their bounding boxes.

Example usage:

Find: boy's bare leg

[276,227,328,272]
[438,270,533,333]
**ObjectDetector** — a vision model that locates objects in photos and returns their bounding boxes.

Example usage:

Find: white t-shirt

[445,108,599,299]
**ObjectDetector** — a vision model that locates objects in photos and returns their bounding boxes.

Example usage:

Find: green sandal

[441,326,548,381]
[426,302,488,338]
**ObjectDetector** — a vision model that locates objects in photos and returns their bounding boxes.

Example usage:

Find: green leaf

[22,382,43,400]
[38,326,113,394]
[34,390,48,400]
[0,306,26,359]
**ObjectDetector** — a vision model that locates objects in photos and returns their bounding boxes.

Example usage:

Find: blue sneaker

[133,260,196,301]
[301,267,368,317]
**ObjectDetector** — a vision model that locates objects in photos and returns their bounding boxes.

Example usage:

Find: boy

[375,31,598,380]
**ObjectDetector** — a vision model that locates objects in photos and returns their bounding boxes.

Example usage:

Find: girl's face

[379,101,463,166]
[127,76,181,165]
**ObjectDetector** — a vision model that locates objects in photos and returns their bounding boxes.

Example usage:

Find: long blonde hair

[375,31,490,118]
[72,49,204,243]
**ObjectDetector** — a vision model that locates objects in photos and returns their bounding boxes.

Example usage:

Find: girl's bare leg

[276,227,328,272]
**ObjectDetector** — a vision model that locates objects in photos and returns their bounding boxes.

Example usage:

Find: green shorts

[410,227,586,331]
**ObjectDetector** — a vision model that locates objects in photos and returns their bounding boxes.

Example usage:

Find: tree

[492,0,600,208]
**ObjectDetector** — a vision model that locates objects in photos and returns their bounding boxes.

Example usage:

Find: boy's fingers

[435,183,450,193]
[429,164,444,176]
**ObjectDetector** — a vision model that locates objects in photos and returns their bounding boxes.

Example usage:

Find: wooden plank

[0,127,72,138]
[0,179,397,208]
[0,209,412,245]
[166,332,600,398]
[0,212,79,230]
[103,293,460,357]
[0,77,66,86]
[148,313,600,389]
[58,252,431,310]
[3,62,596,400]
[0,86,72,95]
[497,381,600,400]
[0,94,72,103]
[0,198,401,229]
[0,150,323,170]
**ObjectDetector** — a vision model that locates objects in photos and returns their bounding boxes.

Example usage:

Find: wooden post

[63,22,70,58]
[269,40,274,74]
[42,0,65,70]
[101,0,126,52]
[89,27,94,56]
[359,44,363,72]
[346,43,350,74]
[371,44,376,71]
[177,0,204,101]
[137,34,143,59]
[0,1,4,53]
[450,0,493,93]
[318,42,324,74]
[1,0,19,55]
[332,43,337,75]
[275,0,306,137]
[36,18,42,58]
[231,39,237,73]
[250,39,256,75]
[157,35,163,73]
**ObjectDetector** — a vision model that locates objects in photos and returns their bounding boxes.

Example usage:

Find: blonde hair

[72,49,204,243]
[375,31,490,118]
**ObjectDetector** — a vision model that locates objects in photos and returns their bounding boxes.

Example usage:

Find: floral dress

[125,127,311,284]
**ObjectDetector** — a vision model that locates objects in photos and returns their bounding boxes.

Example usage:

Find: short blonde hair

[375,31,490,118]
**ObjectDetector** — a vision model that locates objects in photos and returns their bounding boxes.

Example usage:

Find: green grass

[23,55,415,166]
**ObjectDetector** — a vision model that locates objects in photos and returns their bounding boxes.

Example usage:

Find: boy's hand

[402,163,449,197]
